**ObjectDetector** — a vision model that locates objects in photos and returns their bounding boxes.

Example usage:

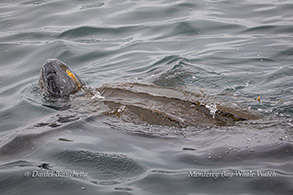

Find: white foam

[91,91,105,99]
[205,103,217,119]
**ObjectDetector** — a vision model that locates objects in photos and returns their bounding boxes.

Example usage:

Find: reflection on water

[0,0,292,194]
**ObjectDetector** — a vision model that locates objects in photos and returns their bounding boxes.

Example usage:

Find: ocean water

[0,0,293,194]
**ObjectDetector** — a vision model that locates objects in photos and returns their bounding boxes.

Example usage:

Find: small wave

[51,150,146,181]
[80,2,104,10]
[147,55,195,87]
[242,25,293,34]
[58,26,141,40]
[148,55,220,88]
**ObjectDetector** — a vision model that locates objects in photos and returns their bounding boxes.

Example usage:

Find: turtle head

[39,59,83,98]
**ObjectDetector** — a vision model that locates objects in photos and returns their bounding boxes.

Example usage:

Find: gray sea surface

[0,0,293,194]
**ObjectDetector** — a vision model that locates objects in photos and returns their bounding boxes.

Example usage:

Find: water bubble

[81,187,86,190]
[250,149,254,152]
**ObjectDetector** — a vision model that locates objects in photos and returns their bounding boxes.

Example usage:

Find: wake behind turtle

[39,59,262,127]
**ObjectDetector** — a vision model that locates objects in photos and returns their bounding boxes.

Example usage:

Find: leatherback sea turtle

[39,59,262,127]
